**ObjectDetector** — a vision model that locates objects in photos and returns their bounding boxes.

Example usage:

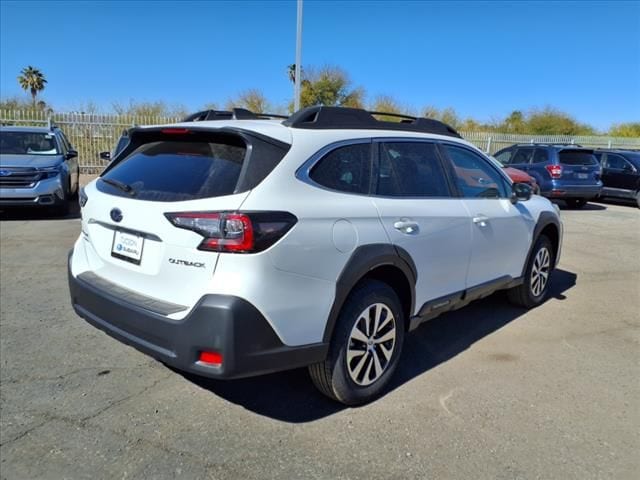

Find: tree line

[2,65,639,137]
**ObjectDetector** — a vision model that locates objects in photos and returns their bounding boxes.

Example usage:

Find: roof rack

[594,147,640,152]
[517,142,584,148]
[181,106,462,138]
[283,106,462,138]
[183,108,288,122]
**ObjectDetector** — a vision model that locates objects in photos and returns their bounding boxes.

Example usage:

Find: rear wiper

[101,178,136,196]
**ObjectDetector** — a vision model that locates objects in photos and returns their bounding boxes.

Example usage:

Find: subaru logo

[0,170,11,177]
[110,208,123,223]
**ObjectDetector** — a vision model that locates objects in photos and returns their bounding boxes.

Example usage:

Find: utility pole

[294,0,303,111]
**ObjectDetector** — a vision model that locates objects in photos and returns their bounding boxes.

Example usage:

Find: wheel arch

[521,212,561,277]
[322,244,416,343]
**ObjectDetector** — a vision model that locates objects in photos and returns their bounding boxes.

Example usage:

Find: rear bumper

[67,252,328,379]
[0,176,65,207]
[541,183,602,199]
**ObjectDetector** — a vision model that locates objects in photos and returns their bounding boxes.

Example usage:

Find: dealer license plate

[111,230,144,264]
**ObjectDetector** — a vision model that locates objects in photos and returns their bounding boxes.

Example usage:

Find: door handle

[472,215,490,227]
[393,220,419,235]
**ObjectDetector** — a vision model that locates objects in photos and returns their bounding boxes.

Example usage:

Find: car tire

[309,279,405,405]
[508,235,554,309]
[636,190,640,209]
[566,198,587,209]
[52,179,71,216]
[70,174,79,201]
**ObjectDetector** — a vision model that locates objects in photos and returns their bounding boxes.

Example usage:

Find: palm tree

[17,66,47,108]
[287,64,296,84]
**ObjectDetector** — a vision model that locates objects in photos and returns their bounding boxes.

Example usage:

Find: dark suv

[494,144,602,208]
[594,149,640,208]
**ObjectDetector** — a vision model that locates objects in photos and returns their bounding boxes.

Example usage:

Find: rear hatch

[558,149,600,184]
[78,126,289,312]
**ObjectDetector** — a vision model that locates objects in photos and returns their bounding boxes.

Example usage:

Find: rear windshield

[99,137,246,201]
[559,150,597,166]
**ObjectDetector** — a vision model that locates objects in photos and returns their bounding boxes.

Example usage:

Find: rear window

[310,143,371,194]
[559,150,597,166]
[100,137,246,201]
[98,130,290,201]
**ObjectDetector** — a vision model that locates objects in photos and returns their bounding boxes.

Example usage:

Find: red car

[489,155,540,194]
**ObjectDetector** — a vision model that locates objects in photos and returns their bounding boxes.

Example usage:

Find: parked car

[494,143,602,208]
[68,106,563,405]
[487,155,540,194]
[99,128,132,163]
[593,149,640,208]
[0,125,80,214]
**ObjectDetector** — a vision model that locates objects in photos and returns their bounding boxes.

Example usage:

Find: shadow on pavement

[554,201,607,211]
[593,198,638,209]
[0,201,80,221]
[180,268,577,422]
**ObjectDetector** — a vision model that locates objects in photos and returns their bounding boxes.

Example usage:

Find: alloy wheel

[346,303,397,386]
[531,247,551,297]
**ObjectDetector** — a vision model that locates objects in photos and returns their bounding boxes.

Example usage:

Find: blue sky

[1,0,639,130]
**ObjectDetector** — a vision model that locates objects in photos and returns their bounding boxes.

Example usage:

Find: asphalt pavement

[1,199,638,479]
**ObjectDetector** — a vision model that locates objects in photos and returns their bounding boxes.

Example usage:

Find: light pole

[294,0,303,111]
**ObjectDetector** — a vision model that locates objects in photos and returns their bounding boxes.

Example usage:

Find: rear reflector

[546,165,563,179]
[199,351,223,366]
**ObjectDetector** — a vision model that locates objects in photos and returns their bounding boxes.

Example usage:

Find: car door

[494,147,514,166]
[371,140,472,307]
[58,131,79,189]
[509,146,534,172]
[602,153,636,191]
[440,143,533,288]
[528,148,550,186]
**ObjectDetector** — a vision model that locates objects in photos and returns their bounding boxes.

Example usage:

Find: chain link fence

[2,109,639,173]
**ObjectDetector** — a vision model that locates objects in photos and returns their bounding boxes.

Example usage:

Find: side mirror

[99,151,111,161]
[65,150,78,160]
[510,182,532,204]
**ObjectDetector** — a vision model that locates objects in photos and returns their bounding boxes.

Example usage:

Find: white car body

[68,107,562,396]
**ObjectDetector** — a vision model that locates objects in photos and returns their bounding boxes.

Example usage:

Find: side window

[511,147,534,164]
[376,142,450,197]
[309,143,371,194]
[443,144,508,199]
[532,148,549,163]
[604,154,626,170]
[494,149,513,165]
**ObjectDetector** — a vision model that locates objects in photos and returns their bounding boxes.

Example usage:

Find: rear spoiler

[100,125,290,176]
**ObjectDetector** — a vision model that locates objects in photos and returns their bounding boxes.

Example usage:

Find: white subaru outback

[68,106,562,405]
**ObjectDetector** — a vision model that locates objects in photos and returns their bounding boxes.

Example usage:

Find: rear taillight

[546,165,563,179]
[165,211,297,253]
[161,128,191,135]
